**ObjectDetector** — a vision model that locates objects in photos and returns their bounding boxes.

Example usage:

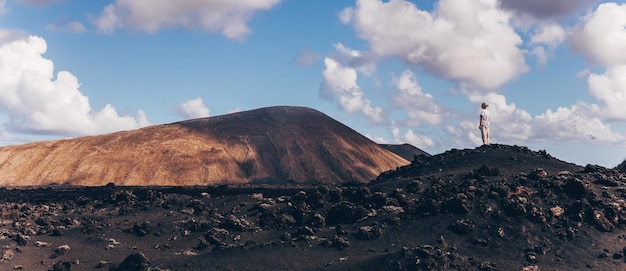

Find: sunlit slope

[0,106,409,186]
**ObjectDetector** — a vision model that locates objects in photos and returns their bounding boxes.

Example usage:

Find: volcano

[0,106,409,186]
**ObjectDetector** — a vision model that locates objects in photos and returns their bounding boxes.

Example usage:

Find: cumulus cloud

[391,125,435,149]
[331,43,377,76]
[530,23,566,47]
[528,23,566,65]
[93,0,281,40]
[499,0,593,20]
[176,97,210,119]
[320,57,384,123]
[342,0,527,90]
[586,65,626,121]
[534,104,623,142]
[570,3,626,66]
[391,70,443,126]
[0,35,149,137]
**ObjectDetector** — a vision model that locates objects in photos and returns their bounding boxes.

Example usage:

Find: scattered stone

[1,248,15,261]
[592,210,615,232]
[528,168,548,180]
[51,244,70,258]
[355,225,382,240]
[328,236,351,250]
[50,261,71,271]
[448,218,476,235]
[15,234,29,246]
[34,241,51,247]
[110,252,150,271]
[550,206,564,217]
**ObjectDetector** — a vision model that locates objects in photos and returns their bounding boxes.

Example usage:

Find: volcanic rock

[109,252,151,271]
[2,144,626,270]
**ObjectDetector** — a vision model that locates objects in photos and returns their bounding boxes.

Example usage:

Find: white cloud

[534,104,623,142]
[391,125,434,149]
[526,23,566,65]
[530,23,566,47]
[570,3,626,66]
[92,4,118,35]
[176,97,210,119]
[339,7,353,24]
[0,127,20,144]
[391,70,443,126]
[404,129,435,148]
[343,0,528,90]
[0,35,149,136]
[587,65,626,121]
[93,0,281,40]
[529,46,549,65]
[320,57,384,123]
[331,43,376,76]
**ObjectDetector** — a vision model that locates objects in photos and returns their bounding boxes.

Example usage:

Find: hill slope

[379,143,430,161]
[0,106,409,186]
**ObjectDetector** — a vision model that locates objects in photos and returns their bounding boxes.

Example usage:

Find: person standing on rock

[479,102,490,145]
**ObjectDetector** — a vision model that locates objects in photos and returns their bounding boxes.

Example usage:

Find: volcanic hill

[0,106,409,186]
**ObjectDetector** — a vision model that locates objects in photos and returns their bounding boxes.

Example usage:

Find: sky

[1,0,626,168]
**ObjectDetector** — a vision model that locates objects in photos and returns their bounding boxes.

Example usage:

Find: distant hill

[0,106,409,186]
[379,143,430,161]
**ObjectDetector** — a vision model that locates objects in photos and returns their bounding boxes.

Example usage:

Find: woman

[479,102,490,145]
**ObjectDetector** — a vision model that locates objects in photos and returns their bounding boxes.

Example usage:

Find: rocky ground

[1,144,626,270]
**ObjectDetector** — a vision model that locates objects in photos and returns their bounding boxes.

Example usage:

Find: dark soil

[2,144,626,271]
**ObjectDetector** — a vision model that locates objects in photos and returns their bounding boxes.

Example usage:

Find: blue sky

[1,0,626,168]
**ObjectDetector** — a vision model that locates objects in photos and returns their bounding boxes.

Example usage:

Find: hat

[481,102,489,108]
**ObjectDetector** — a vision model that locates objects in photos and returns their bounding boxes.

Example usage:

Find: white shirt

[480,109,490,127]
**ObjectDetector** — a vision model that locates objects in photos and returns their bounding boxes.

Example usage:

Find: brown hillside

[0,106,409,186]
